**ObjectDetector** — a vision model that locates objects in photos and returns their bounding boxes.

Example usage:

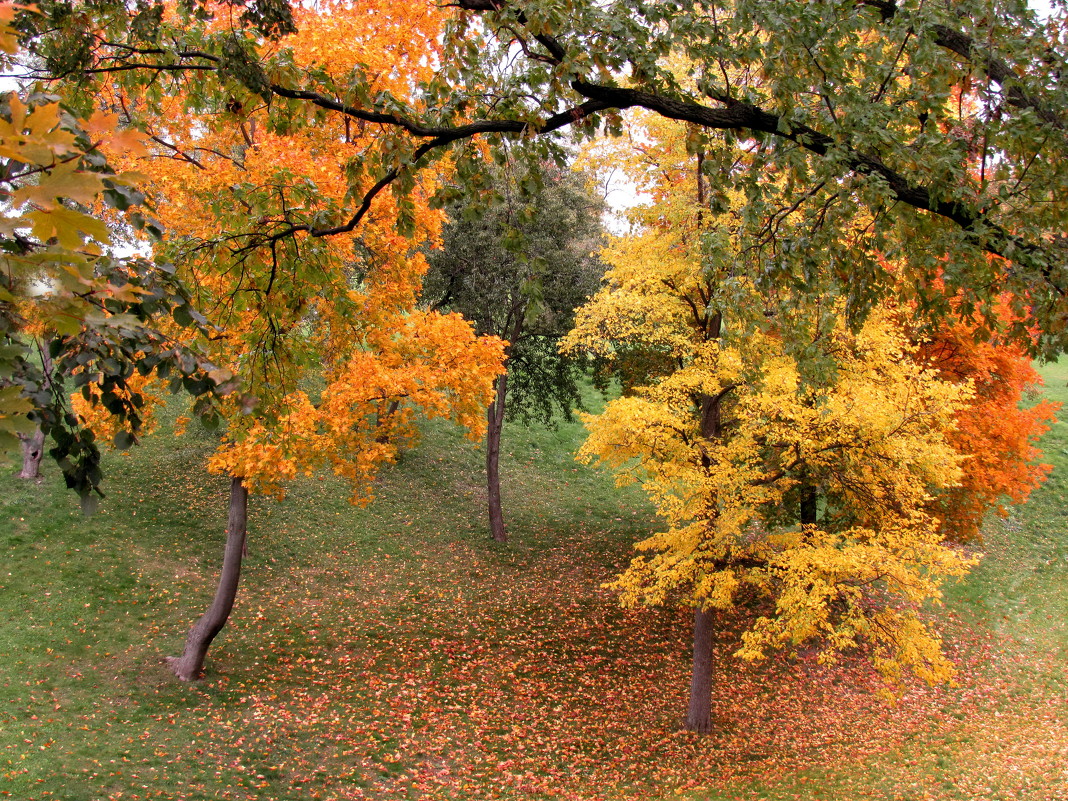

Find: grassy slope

[0,365,1064,801]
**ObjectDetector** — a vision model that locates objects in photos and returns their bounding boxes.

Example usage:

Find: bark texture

[486,372,508,543]
[166,476,249,681]
[18,427,45,479]
[686,608,716,733]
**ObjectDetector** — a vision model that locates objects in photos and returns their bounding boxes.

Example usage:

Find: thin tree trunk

[166,476,249,681]
[687,334,725,732]
[686,607,716,733]
[374,399,401,444]
[486,372,508,543]
[18,427,45,479]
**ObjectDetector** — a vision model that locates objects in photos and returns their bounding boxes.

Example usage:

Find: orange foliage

[919,303,1059,542]
[71,372,166,444]
[87,0,503,497]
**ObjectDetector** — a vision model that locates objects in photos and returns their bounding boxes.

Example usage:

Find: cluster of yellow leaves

[0,97,146,292]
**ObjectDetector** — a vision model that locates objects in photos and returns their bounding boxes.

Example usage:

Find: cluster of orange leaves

[919,300,1059,542]
[79,0,506,499]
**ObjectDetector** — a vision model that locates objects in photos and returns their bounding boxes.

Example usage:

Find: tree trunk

[166,476,249,681]
[486,372,508,543]
[687,364,725,733]
[18,427,45,479]
[374,399,401,444]
[686,607,716,733]
[800,483,818,526]
[19,339,52,480]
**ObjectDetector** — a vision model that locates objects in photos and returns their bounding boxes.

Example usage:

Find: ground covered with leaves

[1,366,1066,800]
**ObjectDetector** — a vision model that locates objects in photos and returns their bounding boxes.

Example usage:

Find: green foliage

[424,162,605,425]
[14,0,1067,358]
[0,36,237,499]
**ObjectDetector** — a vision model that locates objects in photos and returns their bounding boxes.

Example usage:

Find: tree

[916,296,1060,543]
[564,102,1055,730]
[17,0,1068,690]
[424,162,604,542]
[565,218,977,732]
[43,0,508,680]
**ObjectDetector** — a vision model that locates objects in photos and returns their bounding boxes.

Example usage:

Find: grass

[0,366,1065,800]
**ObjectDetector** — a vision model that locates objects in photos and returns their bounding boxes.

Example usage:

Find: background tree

[423,162,604,542]
[917,296,1059,543]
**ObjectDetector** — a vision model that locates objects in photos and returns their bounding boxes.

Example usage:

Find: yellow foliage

[569,113,977,691]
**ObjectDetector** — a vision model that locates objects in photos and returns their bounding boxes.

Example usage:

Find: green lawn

[1,365,1065,800]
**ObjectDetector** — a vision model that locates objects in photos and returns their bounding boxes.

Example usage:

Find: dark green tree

[424,163,604,542]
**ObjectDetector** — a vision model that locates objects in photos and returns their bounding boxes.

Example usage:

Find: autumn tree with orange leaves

[32,1,506,680]
[918,302,1059,544]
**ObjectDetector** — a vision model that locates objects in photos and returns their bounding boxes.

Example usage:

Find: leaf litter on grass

[3,391,1068,801]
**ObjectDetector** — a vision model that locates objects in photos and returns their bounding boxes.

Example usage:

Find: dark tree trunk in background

[800,483,818,526]
[167,476,249,681]
[686,607,716,733]
[486,372,508,543]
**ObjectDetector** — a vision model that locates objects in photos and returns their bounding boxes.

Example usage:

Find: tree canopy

[423,162,603,541]
[14,0,1068,355]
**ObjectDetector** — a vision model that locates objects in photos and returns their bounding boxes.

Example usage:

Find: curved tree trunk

[686,607,716,733]
[166,476,248,681]
[486,372,508,543]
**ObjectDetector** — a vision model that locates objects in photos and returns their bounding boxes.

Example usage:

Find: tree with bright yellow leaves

[566,105,989,731]
[567,224,976,732]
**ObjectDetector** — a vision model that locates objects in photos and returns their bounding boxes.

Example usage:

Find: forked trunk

[18,427,45,479]
[166,476,248,681]
[685,607,716,733]
[486,373,508,543]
